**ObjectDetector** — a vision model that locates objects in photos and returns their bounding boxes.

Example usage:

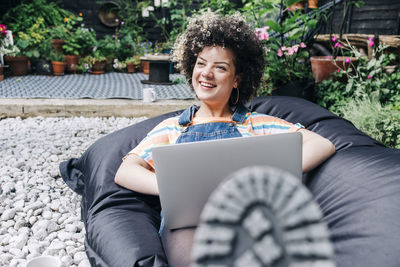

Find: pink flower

[328,56,332,59]
[332,36,337,42]
[334,42,340,48]
[287,47,294,55]
[368,36,374,41]
[345,58,351,64]
[93,46,97,51]
[300,42,306,48]
[255,26,270,41]
[281,46,287,51]
[115,18,119,22]
[121,21,124,25]
[293,46,299,53]
[367,75,372,79]
[336,69,340,73]
[277,49,283,57]
[368,41,374,47]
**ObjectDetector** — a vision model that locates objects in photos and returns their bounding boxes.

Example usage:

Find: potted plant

[2,44,28,76]
[34,37,53,75]
[62,14,96,73]
[77,45,107,75]
[125,56,140,73]
[50,50,67,76]
[315,41,399,114]
[0,23,8,81]
[252,2,322,99]
[138,41,154,74]
[15,18,54,75]
[310,0,364,82]
[289,0,319,10]
[49,25,68,53]
[78,55,107,74]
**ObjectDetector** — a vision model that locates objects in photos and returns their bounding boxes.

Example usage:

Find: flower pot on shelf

[64,54,79,73]
[310,56,357,83]
[126,63,136,73]
[91,60,107,75]
[0,65,4,81]
[141,60,150,74]
[51,61,67,76]
[4,56,28,76]
[51,39,65,53]
[289,0,318,10]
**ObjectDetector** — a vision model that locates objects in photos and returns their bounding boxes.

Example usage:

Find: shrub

[341,98,400,149]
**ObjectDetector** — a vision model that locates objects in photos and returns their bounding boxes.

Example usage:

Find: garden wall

[319,0,400,35]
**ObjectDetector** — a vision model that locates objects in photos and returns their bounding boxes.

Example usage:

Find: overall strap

[178,105,199,126]
[231,105,249,124]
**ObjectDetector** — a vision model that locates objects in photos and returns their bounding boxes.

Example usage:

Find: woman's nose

[201,69,213,79]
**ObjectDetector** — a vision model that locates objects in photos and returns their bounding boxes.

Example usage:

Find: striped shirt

[128,112,303,169]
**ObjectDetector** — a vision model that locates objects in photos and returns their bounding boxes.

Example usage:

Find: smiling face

[192,46,240,109]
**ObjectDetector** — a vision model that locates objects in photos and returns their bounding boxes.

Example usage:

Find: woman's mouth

[199,81,216,88]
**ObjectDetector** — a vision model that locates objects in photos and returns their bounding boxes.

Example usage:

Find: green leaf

[367,58,377,70]
[345,79,354,93]
[306,19,318,30]
[264,20,281,33]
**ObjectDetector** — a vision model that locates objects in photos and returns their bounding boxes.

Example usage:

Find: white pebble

[0,116,146,267]
[74,251,87,265]
[1,208,16,221]
[48,240,66,250]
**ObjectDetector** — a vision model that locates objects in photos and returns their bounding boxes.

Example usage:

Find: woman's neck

[196,103,232,118]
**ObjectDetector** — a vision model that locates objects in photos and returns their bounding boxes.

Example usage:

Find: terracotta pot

[51,61,67,76]
[0,65,3,81]
[51,39,65,53]
[4,56,29,76]
[289,0,318,10]
[310,56,358,83]
[64,54,80,73]
[126,63,136,73]
[141,60,150,74]
[91,60,107,74]
[308,0,318,8]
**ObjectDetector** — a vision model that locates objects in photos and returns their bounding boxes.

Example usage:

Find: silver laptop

[152,132,302,230]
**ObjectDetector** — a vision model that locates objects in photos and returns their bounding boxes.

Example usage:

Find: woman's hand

[300,129,336,173]
[114,154,159,195]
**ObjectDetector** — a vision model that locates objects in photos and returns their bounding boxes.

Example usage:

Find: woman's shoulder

[244,111,277,121]
[243,112,296,126]
[150,116,182,133]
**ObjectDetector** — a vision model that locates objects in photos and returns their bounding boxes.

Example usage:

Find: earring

[232,87,239,105]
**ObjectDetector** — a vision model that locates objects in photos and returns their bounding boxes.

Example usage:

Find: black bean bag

[60,96,400,267]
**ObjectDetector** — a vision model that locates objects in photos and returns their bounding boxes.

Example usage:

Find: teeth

[200,82,216,88]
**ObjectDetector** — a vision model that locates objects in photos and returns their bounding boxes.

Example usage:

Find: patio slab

[0,72,198,118]
[0,98,199,118]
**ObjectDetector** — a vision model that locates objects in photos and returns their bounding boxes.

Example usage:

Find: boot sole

[191,166,335,267]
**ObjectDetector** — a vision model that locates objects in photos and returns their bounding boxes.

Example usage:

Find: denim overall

[159,105,248,234]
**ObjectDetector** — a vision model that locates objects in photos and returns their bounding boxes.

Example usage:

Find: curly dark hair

[173,11,265,107]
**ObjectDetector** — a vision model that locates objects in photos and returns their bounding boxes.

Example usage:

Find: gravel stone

[0,116,146,266]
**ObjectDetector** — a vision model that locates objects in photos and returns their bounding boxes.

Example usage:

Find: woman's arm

[300,129,336,172]
[114,154,159,195]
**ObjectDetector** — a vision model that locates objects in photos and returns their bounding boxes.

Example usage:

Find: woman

[115,12,335,267]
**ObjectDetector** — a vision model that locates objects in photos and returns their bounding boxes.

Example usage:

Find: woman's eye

[217,65,226,71]
[197,61,205,66]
